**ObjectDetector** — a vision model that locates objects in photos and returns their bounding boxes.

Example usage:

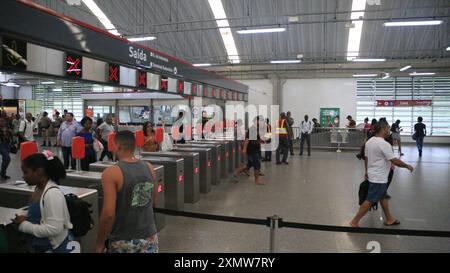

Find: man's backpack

[43,187,94,237]
[358,180,378,211]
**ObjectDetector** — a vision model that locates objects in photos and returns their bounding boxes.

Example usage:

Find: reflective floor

[2,142,450,252]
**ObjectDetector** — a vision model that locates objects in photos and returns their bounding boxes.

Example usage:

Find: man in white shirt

[299,115,313,156]
[350,121,413,228]
[18,113,36,142]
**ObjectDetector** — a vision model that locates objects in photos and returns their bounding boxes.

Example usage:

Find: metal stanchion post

[76,159,81,172]
[268,215,280,253]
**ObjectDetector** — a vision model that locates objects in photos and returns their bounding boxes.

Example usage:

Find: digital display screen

[66,53,82,78]
[203,86,208,97]
[191,83,197,96]
[108,63,120,83]
[160,76,168,91]
[137,71,147,88]
[178,80,184,94]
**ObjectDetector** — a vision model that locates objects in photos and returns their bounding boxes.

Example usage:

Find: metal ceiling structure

[28,0,450,79]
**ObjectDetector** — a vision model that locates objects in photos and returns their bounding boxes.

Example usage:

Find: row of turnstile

[0,138,244,253]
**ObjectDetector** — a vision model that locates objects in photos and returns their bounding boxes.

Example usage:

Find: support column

[270,75,286,112]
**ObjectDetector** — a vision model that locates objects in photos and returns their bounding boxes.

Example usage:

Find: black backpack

[358,180,378,211]
[43,187,94,237]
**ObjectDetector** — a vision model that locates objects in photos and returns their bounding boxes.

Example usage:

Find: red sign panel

[203,86,208,97]
[377,100,432,107]
[66,53,82,78]
[220,89,225,99]
[212,88,217,98]
[191,83,197,96]
[138,71,147,88]
[177,80,184,94]
[160,76,168,91]
[108,63,120,83]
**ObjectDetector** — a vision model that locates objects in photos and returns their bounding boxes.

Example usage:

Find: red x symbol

[212,89,216,97]
[161,78,168,91]
[178,81,184,93]
[67,57,81,75]
[109,65,119,82]
[138,72,146,87]
[191,84,197,95]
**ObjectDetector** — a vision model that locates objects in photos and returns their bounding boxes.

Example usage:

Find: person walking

[96,130,159,253]
[299,115,313,156]
[0,116,12,180]
[53,111,63,147]
[390,120,403,156]
[275,112,289,165]
[77,117,97,171]
[350,121,414,228]
[286,111,295,156]
[57,113,80,170]
[11,114,21,144]
[18,113,36,143]
[263,118,272,161]
[39,112,52,147]
[234,117,265,185]
[414,116,426,157]
[97,115,115,161]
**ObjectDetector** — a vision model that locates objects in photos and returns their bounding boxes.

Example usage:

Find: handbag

[93,138,104,153]
[9,143,18,154]
[412,133,417,141]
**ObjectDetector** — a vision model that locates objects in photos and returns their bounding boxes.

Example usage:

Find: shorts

[366,182,388,204]
[108,234,159,253]
[246,153,261,171]
[391,132,401,141]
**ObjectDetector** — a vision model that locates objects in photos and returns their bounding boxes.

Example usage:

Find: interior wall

[282,78,357,126]
[238,79,273,115]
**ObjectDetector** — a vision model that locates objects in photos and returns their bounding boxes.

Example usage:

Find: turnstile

[140,157,184,211]
[191,140,233,177]
[88,161,166,231]
[215,137,242,169]
[171,147,212,194]
[174,143,222,186]
[141,151,199,204]
[0,182,98,253]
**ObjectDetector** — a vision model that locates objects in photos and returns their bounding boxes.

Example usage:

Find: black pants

[80,152,97,171]
[99,139,113,161]
[0,143,11,177]
[264,151,272,161]
[300,133,311,155]
[61,146,76,170]
[276,137,289,163]
[288,138,294,155]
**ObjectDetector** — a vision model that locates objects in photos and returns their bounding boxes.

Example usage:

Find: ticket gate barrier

[171,147,212,194]
[174,143,222,186]
[140,157,184,211]
[141,152,199,204]
[88,162,166,231]
[214,137,242,169]
[192,140,233,177]
[0,182,98,253]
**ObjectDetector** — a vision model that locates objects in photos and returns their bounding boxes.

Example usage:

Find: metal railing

[292,127,367,151]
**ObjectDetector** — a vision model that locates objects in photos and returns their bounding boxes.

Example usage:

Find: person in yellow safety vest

[275,112,289,165]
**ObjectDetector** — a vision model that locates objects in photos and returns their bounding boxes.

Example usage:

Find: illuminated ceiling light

[82,0,120,36]
[193,63,212,67]
[352,58,386,62]
[207,0,240,64]
[384,20,443,27]
[346,0,366,61]
[399,65,412,71]
[382,73,390,79]
[446,46,450,51]
[352,74,377,77]
[409,72,435,76]
[237,27,286,34]
[1,83,20,87]
[127,36,157,42]
[270,60,301,64]
[41,81,55,85]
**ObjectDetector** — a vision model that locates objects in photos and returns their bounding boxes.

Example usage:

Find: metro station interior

[0,0,449,254]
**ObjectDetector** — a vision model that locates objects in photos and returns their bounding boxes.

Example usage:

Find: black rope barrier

[154,208,450,238]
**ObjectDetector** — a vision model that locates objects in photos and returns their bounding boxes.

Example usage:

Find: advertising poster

[320,108,340,127]
[18,100,26,118]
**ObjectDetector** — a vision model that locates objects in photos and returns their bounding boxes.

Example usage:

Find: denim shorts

[247,153,261,170]
[366,182,388,204]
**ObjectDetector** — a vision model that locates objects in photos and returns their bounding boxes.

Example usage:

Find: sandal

[384,220,401,226]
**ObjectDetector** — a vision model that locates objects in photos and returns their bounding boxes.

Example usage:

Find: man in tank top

[96,130,159,253]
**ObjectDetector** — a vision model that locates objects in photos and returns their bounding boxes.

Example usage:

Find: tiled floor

[2,142,450,252]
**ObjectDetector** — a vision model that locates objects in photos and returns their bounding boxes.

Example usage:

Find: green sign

[320,108,340,127]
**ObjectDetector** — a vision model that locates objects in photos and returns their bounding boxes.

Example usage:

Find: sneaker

[282,161,289,165]
[1,175,11,180]
[356,153,363,160]
[276,162,281,165]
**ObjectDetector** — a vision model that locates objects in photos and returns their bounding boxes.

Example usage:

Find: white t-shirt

[365,137,395,184]
[18,120,35,141]
[98,122,115,141]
